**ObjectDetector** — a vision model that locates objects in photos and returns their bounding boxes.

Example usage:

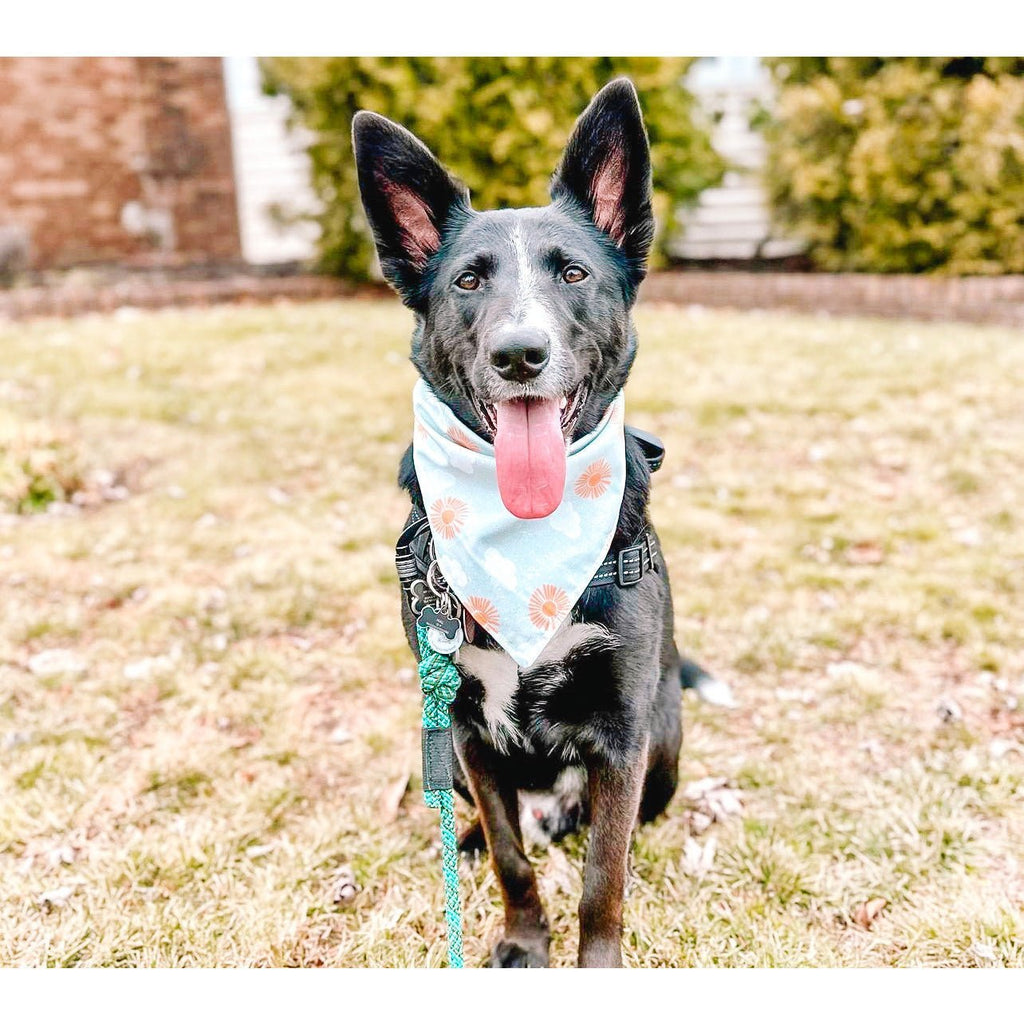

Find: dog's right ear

[352,112,469,306]
[550,79,654,278]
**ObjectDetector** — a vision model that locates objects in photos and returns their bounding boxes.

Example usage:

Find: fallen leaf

[227,726,262,749]
[953,527,982,547]
[123,655,174,681]
[687,811,713,835]
[45,844,76,869]
[542,845,578,896]
[826,661,878,685]
[846,541,884,565]
[39,885,76,910]
[682,777,744,822]
[330,865,359,905]
[378,769,411,824]
[27,649,86,677]
[853,897,887,929]
[681,836,717,878]
[2,730,31,751]
[967,941,998,964]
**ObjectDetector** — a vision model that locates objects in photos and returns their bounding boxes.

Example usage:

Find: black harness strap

[397,514,658,597]
[395,425,665,603]
[587,529,658,588]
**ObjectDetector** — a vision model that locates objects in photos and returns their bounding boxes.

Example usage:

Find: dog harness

[397,383,663,660]
[410,380,666,667]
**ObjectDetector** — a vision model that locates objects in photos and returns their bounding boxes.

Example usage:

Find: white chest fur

[455,621,615,752]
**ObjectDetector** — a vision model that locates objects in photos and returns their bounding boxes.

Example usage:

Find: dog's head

[353,79,653,517]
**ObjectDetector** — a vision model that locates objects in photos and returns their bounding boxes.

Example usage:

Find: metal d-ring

[408,579,431,617]
[425,558,460,620]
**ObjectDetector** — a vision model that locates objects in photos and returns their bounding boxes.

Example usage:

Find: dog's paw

[457,819,487,856]
[487,937,549,968]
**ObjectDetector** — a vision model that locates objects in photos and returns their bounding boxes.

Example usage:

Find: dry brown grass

[1,298,1022,967]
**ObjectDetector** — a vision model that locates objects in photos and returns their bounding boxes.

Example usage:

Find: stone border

[0,273,354,322]
[3,268,1024,327]
[639,271,1024,328]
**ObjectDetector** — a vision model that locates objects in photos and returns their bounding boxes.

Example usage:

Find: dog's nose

[489,329,550,382]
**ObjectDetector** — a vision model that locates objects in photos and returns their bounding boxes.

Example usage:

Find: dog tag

[418,607,464,655]
[426,625,463,655]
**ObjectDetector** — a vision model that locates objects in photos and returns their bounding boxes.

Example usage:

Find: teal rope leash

[417,622,464,968]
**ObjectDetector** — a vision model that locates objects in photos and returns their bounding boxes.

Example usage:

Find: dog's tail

[679,656,738,708]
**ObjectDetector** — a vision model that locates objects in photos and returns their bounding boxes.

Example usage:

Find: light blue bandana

[412,379,627,667]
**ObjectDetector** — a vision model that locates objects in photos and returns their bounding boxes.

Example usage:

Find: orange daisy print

[528,584,569,631]
[574,458,612,500]
[429,496,469,539]
[465,596,500,633]
[446,425,480,452]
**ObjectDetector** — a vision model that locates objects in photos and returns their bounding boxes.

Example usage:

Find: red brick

[0,57,240,269]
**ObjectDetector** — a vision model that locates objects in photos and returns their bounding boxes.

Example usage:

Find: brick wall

[0,57,240,270]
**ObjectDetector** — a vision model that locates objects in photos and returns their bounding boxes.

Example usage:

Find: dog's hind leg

[457,818,487,854]
[640,666,683,823]
[454,724,550,967]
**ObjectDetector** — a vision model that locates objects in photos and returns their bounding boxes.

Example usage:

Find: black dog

[354,79,721,968]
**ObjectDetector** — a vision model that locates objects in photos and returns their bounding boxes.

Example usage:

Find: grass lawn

[1,297,1023,967]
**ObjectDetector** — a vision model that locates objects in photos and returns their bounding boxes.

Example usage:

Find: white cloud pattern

[483,547,518,591]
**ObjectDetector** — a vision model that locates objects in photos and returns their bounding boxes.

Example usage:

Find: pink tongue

[494,398,567,519]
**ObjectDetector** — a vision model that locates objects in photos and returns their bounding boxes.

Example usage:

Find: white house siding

[224,57,320,266]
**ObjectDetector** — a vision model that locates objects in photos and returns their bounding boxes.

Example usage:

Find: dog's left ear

[551,78,654,271]
[352,111,469,305]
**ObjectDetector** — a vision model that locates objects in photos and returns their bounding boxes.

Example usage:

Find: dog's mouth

[471,385,588,520]
[472,383,588,443]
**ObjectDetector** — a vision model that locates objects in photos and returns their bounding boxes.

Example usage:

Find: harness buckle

[617,543,644,586]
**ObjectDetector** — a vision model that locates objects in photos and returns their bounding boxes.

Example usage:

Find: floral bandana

[412,379,627,667]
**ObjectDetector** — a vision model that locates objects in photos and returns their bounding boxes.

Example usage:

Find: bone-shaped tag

[417,607,463,654]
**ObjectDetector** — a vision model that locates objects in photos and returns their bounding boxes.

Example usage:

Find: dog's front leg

[577,737,648,968]
[454,723,550,967]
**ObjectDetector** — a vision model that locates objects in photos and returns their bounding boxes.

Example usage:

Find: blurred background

[2,57,1022,290]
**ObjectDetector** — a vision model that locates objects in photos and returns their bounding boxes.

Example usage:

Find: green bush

[261,57,724,279]
[763,58,1024,274]
[0,414,83,514]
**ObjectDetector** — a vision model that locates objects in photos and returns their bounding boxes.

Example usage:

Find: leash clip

[416,543,464,653]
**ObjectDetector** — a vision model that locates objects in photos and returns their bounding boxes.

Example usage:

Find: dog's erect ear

[352,111,469,303]
[550,79,654,269]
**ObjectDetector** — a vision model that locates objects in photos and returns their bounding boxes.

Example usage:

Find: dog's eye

[562,265,588,284]
[455,271,480,291]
